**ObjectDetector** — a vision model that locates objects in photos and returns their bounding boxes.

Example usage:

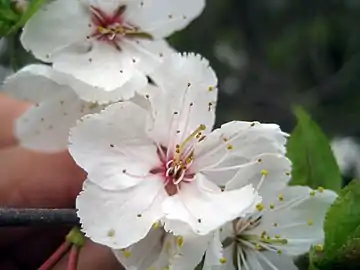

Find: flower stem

[38,241,72,270]
[67,245,80,270]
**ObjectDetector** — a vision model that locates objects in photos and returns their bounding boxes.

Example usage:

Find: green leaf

[287,106,342,193]
[323,181,360,260]
[6,0,45,35]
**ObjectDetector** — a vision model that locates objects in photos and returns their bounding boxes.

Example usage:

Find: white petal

[2,64,65,103]
[147,53,218,147]
[170,233,213,270]
[193,121,287,172]
[203,230,224,268]
[249,186,337,256]
[163,174,260,235]
[122,39,175,74]
[113,228,165,269]
[77,179,167,249]
[258,251,297,270]
[52,41,138,91]
[126,0,205,38]
[21,0,90,62]
[69,102,160,190]
[68,68,148,104]
[223,153,291,194]
[2,64,103,151]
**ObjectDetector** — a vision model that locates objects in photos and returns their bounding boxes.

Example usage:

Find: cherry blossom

[20,0,204,92]
[71,53,290,249]
[207,186,337,270]
[1,64,146,151]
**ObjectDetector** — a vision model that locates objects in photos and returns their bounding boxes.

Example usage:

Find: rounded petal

[21,0,90,62]
[52,41,138,91]
[126,0,205,38]
[77,179,166,249]
[249,186,337,256]
[113,228,165,269]
[223,153,292,195]
[147,53,218,147]
[170,233,213,270]
[122,39,175,74]
[258,251,298,270]
[2,64,103,151]
[193,121,288,172]
[163,174,260,235]
[69,102,160,190]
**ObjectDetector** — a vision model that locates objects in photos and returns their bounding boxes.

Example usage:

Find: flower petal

[223,153,292,194]
[77,179,166,249]
[203,230,224,268]
[122,39,175,74]
[249,186,337,256]
[193,121,287,172]
[163,174,260,235]
[170,233,213,270]
[69,102,160,190]
[147,53,218,147]
[52,41,138,91]
[21,0,90,62]
[3,65,103,152]
[258,251,297,270]
[125,0,205,38]
[113,228,165,269]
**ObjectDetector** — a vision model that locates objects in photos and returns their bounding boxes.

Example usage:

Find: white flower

[210,186,337,270]
[71,53,289,250]
[1,64,146,151]
[21,0,204,92]
[112,223,222,270]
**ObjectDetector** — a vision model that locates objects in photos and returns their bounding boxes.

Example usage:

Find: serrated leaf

[316,181,360,268]
[287,106,342,193]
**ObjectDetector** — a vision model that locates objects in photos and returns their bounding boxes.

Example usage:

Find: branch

[0,208,79,226]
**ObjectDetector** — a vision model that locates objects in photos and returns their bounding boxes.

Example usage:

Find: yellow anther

[310,190,316,196]
[261,231,267,238]
[175,125,206,161]
[317,186,324,193]
[88,102,99,110]
[152,221,161,229]
[223,137,229,142]
[255,243,261,250]
[307,219,314,226]
[270,203,275,209]
[208,86,215,92]
[275,234,281,239]
[261,169,269,176]
[277,249,283,255]
[176,236,184,247]
[256,203,264,211]
[122,250,131,258]
[107,229,115,237]
[315,244,323,252]
[278,194,284,201]
[227,145,233,150]
[273,222,278,227]
[219,257,227,264]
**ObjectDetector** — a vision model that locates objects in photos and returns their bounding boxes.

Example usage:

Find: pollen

[307,219,314,226]
[208,86,215,92]
[107,229,115,237]
[256,203,264,211]
[122,250,131,258]
[270,203,275,209]
[152,221,161,229]
[219,257,227,264]
[278,194,284,201]
[176,236,184,247]
[315,244,324,252]
[277,249,283,255]
[261,169,269,176]
[317,186,324,193]
[310,190,316,196]
[227,145,233,150]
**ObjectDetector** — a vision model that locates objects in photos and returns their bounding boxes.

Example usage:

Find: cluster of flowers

[3,0,337,269]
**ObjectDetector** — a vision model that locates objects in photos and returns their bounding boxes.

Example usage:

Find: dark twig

[0,208,79,226]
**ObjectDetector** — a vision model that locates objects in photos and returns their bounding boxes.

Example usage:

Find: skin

[0,94,123,270]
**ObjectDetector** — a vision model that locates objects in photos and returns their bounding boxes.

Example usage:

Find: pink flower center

[89,5,152,49]
[151,125,206,196]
